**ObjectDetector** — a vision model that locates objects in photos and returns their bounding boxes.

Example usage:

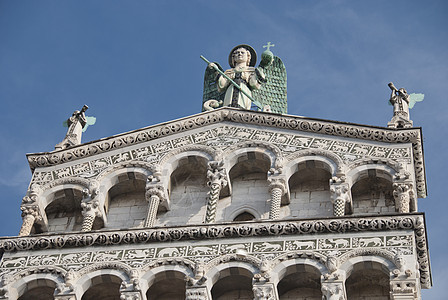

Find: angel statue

[54,105,96,150]
[387,82,424,129]
[201,42,287,114]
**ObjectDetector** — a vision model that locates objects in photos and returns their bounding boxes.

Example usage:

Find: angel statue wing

[202,62,225,112]
[82,116,97,132]
[252,49,287,114]
[409,93,424,109]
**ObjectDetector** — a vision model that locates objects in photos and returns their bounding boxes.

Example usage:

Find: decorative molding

[0,214,430,288]
[25,108,426,197]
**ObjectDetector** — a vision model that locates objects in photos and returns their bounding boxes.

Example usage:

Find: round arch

[9,273,63,300]
[341,255,394,299]
[205,260,259,300]
[347,163,396,187]
[73,268,129,299]
[282,152,340,180]
[220,143,278,173]
[140,264,194,295]
[205,260,259,289]
[270,257,328,285]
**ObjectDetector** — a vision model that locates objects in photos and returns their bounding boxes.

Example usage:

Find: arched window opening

[277,265,322,300]
[223,152,271,221]
[233,211,256,221]
[81,275,122,300]
[157,156,208,226]
[44,188,84,233]
[351,169,394,215]
[211,272,253,300]
[106,172,147,229]
[287,160,332,219]
[146,270,186,300]
[18,284,55,300]
[346,264,390,299]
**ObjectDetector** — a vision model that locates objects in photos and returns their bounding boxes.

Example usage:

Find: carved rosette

[267,177,287,220]
[205,161,228,223]
[321,282,346,300]
[253,283,276,300]
[393,182,414,213]
[144,183,167,227]
[18,205,41,236]
[80,188,102,232]
[329,181,351,217]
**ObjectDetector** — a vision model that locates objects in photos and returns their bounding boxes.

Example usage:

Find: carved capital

[186,287,209,300]
[21,184,42,205]
[207,161,228,188]
[267,177,287,194]
[253,283,276,300]
[329,183,351,204]
[145,184,167,203]
[321,282,345,300]
[390,279,418,299]
[20,205,41,219]
[80,200,101,217]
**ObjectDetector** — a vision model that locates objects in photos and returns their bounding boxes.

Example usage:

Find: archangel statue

[387,82,424,129]
[202,43,287,114]
[55,105,96,150]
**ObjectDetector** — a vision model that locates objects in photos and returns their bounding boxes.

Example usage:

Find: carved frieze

[0,214,430,288]
[25,108,425,197]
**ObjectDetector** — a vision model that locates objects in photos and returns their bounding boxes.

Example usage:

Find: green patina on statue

[201,42,287,114]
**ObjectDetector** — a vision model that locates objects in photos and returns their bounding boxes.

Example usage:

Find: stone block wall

[106,192,147,229]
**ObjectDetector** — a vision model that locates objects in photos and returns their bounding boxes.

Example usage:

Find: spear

[200,55,262,109]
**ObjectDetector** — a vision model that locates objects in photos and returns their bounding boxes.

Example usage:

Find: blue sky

[0,0,447,297]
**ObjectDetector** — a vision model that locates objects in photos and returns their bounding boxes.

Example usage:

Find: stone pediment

[26,107,426,197]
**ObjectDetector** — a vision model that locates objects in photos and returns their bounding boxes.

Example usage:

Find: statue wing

[82,116,97,132]
[202,62,225,112]
[409,93,424,109]
[252,56,287,114]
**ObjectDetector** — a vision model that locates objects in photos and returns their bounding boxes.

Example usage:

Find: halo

[228,44,257,67]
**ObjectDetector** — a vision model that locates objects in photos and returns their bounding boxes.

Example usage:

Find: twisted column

[268,177,286,220]
[330,181,351,217]
[393,182,414,213]
[205,161,227,223]
[144,184,167,227]
[18,205,41,236]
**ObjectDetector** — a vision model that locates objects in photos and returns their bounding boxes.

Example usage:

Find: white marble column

[144,184,167,227]
[18,205,41,236]
[329,181,351,217]
[267,177,286,220]
[393,182,414,213]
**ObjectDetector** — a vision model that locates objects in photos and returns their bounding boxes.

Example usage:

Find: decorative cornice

[0,214,431,288]
[25,108,426,197]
